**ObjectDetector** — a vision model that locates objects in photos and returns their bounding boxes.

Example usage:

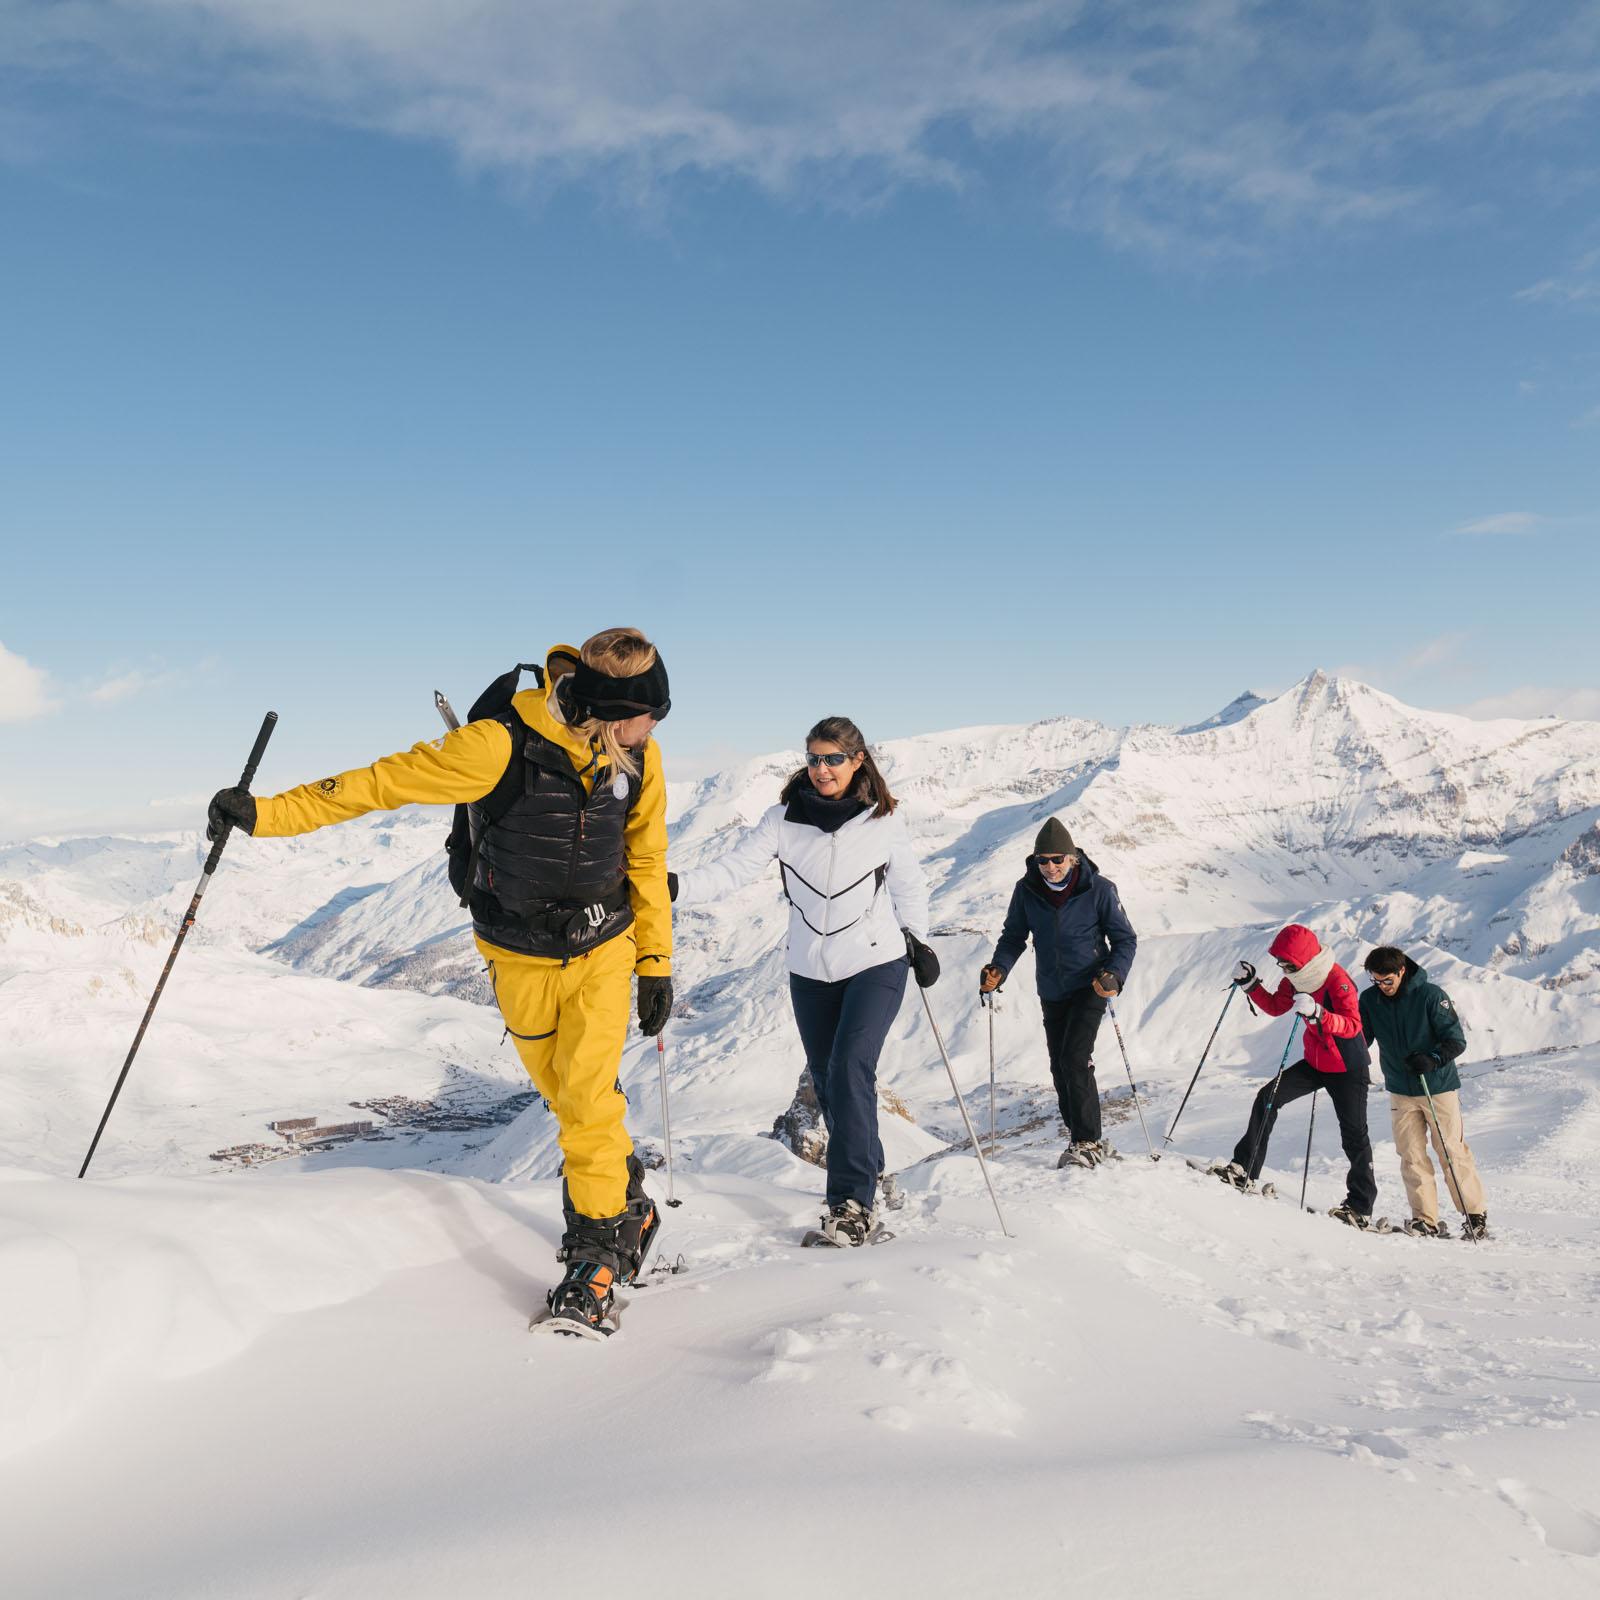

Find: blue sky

[2,1,1598,839]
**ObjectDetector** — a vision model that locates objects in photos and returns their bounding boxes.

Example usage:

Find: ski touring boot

[1461,1212,1490,1242]
[532,1209,630,1340]
[1058,1139,1116,1170]
[878,1171,906,1212]
[616,1154,661,1284]
[1401,1216,1450,1239]
[1328,1202,1371,1231]
[802,1198,891,1249]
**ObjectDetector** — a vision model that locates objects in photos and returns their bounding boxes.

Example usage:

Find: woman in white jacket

[673,716,937,1245]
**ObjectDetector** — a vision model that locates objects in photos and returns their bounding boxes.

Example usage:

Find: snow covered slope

[3,671,1599,1595]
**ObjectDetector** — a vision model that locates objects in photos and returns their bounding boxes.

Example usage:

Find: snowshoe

[1461,1213,1489,1241]
[1188,1157,1272,1196]
[530,1261,619,1341]
[1401,1217,1449,1239]
[1057,1139,1116,1170]
[878,1172,907,1212]
[1328,1203,1371,1231]
[802,1199,892,1249]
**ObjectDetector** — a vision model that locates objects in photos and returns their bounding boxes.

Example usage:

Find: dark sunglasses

[1037,855,1071,866]
[1275,958,1300,972]
[806,752,851,768]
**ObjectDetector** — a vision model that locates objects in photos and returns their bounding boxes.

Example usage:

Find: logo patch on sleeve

[315,777,344,798]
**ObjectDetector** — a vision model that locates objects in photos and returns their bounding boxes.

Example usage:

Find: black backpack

[442,663,546,908]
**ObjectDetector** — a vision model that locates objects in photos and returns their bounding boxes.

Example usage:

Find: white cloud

[1516,247,1600,305]
[89,668,169,705]
[1451,511,1547,535]
[1459,687,1600,722]
[7,2,1600,252]
[0,642,55,723]
[1403,633,1466,671]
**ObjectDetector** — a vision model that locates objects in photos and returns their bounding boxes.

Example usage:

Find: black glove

[1405,1051,1439,1075]
[904,931,940,989]
[206,787,257,842]
[1093,970,1121,997]
[979,963,1004,994]
[637,975,673,1036]
[666,871,678,903]
[1233,960,1257,988]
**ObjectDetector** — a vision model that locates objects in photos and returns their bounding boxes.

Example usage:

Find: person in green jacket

[1359,946,1488,1239]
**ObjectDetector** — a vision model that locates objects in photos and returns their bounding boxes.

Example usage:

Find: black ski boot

[538,1212,627,1339]
[559,1157,659,1287]
[1211,1159,1251,1191]
[1328,1202,1371,1230]
[616,1154,660,1284]
[1461,1212,1490,1241]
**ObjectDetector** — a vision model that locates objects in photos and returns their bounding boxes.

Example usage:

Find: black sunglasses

[1037,854,1071,866]
[1275,958,1300,972]
[806,752,851,768]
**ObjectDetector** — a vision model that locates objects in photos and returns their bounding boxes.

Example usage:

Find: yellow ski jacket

[254,650,671,976]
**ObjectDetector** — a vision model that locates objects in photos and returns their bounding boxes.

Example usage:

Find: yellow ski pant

[478,932,635,1220]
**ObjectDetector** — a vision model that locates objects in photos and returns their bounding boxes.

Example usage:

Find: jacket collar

[1023,851,1099,903]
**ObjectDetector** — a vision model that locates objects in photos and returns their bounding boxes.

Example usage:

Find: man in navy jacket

[980,818,1138,1165]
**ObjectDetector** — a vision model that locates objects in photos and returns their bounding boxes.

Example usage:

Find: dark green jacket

[1359,958,1467,1095]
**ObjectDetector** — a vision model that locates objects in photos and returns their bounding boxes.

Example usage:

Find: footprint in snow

[1498,1479,1600,1557]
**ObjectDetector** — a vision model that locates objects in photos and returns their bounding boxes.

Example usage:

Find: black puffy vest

[468,713,643,960]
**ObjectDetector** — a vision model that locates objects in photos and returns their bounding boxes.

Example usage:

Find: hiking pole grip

[202,710,278,876]
[79,711,277,1179]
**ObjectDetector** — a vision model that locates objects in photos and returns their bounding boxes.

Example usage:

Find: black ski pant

[790,957,908,1209]
[1040,987,1107,1144]
[1232,1059,1377,1214]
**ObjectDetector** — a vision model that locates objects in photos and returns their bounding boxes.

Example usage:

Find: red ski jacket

[1246,924,1368,1076]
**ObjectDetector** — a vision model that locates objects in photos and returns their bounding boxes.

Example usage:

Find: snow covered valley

[3,672,1599,1597]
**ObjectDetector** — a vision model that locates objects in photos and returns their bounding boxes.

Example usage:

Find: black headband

[565,651,671,723]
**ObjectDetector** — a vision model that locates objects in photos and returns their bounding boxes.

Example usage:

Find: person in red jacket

[1213,923,1376,1225]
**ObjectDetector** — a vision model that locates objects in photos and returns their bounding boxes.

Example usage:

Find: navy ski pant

[789,958,908,1209]
[1040,988,1107,1143]
[1232,1059,1377,1214]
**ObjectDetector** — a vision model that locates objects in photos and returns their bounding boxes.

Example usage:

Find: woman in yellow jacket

[208,628,673,1335]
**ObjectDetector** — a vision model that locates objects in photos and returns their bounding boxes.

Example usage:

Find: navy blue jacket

[991,853,1137,1002]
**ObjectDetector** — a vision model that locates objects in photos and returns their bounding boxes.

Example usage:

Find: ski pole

[655,1033,681,1207]
[918,987,1010,1237]
[1242,1015,1301,1184]
[1164,985,1238,1148]
[980,990,997,1153]
[1106,1001,1157,1160]
[79,711,278,1179]
[1419,1075,1473,1243]
[1299,1090,1318,1209]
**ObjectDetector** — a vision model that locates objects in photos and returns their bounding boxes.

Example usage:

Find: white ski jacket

[675,801,930,983]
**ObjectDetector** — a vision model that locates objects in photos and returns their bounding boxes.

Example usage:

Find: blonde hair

[548,627,660,780]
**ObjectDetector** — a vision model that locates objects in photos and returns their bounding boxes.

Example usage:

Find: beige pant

[1389,1089,1487,1222]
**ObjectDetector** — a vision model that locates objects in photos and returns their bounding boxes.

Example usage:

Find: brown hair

[548,627,659,780]
[779,715,897,818]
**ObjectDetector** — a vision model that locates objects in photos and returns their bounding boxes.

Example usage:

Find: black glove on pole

[904,930,940,989]
[78,712,277,1179]
[637,975,674,1037]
